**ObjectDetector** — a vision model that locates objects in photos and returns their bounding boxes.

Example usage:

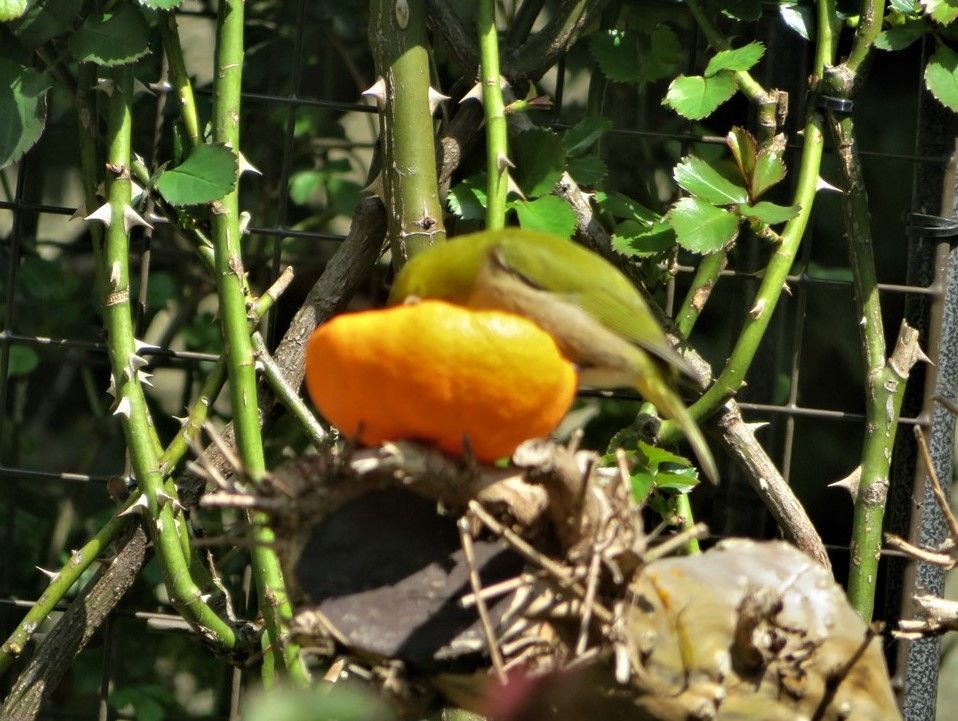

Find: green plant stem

[478,0,509,230]
[369,0,446,263]
[659,115,826,445]
[682,0,777,129]
[826,114,909,619]
[101,66,237,648]
[159,11,201,148]
[0,497,135,678]
[675,251,727,337]
[845,0,885,74]
[251,332,328,449]
[673,495,701,554]
[212,0,308,684]
[815,0,840,78]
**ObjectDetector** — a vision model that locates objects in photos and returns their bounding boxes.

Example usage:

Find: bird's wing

[494,232,698,378]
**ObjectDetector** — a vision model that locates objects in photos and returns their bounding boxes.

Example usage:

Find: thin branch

[478,0,509,230]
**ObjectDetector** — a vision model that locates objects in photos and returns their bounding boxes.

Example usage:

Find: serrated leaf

[668,197,739,254]
[591,29,640,83]
[740,201,799,224]
[727,126,758,183]
[155,144,238,206]
[595,191,658,223]
[674,155,749,205]
[638,440,692,468]
[567,155,607,186]
[874,22,926,50]
[923,0,958,23]
[704,41,765,76]
[926,44,958,111]
[513,128,566,197]
[563,117,612,156]
[0,0,28,21]
[662,73,737,120]
[0,59,50,169]
[10,0,82,48]
[511,196,577,238]
[779,3,814,40]
[751,142,787,198]
[612,219,675,257]
[447,174,488,220]
[630,470,655,504]
[890,0,920,11]
[68,5,150,66]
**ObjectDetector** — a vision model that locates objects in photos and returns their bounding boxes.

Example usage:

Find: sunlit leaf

[511,195,577,238]
[155,143,238,206]
[447,174,488,220]
[0,0,29,21]
[726,126,757,184]
[740,200,800,224]
[779,3,814,40]
[874,22,926,50]
[674,155,749,205]
[567,154,607,185]
[668,197,739,253]
[704,41,765,76]
[751,140,787,198]
[611,219,675,257]
[926,44,958,112]
[662,73,737,120]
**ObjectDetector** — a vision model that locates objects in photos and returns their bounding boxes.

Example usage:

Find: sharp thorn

[36,566,58,581]
[361,77,387,110]
[428,86,451,115]
[118,494,149,516]
[122,205,153,233]
[112,396,132,418]
[237,152,262,176]
[84,203,113,227]
[816,176,843,194]
[829,466,861,499]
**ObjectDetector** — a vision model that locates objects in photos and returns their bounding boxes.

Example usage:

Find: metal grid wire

[0,2,955,719]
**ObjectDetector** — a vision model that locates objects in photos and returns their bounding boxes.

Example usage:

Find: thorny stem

[478,0,509,230]
[211,0,309,684]
[0,496,136,677]
[159,11,201,148]
[100,66,237,648]
[369,0,446,264]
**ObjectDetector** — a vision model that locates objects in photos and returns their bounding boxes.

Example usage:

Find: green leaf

[662,73,737,120]
[10,0,81,48]
[874,22,926,50]
[726,126,757,184]
[740,201,799,224]
[594,191,657,223]
[155,143,238,206]
[567,155,607,186]
[654,468,700,491]
[591,29,640,83]
[751,140,787,198]
[668,197,739,253]
[511,196,577,238]
[638,440,692,468]
[704,41,765,76]
[4,346,38,377]
[0,59,50,169]
[0,0,28,21]
[629,470,656,504]
[563,117,612,156]
[926,44,958,111]
[137,0,183,8]
[922,0,958,23]
[674,155,749,205]
[513,128,566,197]
[67,5,150,66]
[779,3,814,40]
[890,0,920,11]
[611,219,675,257]
[447,174,488,220]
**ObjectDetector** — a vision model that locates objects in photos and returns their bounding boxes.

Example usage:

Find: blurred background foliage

[0,0,947,718]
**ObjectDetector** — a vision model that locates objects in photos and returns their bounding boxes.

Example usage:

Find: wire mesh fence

[0,1,955,719]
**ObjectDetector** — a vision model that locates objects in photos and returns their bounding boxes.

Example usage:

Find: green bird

[388,229,717,483]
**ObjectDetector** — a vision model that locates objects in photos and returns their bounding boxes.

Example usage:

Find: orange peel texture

[305,300,577,463]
